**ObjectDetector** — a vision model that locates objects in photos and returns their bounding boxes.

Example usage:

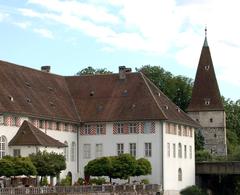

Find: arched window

[0,136,7,158]
[178,168,182,181]
[71,142,76,162]
[178,143,182,158]
[64,141,69,161]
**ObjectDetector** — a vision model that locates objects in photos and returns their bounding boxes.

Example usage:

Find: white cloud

[14,21,31,29]
[0,12,9,22]
[16,0,240,88]
[33,28,54,39]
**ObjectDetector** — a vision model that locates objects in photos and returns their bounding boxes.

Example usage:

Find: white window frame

[129,143,136,157]
[95,144,103,158]
[178,143,182,158]
[190,145,192,159]
[173,143,176,158]
[64,141,69,161]
[117,143,124,155]
[178,168,182,181]
[167,143,170,157]
[184,145,187,158]
[70,142,76,161]
[145,143,152,157]
[0,136,7,158]
[129,123,137,134]
[83,144,91,159]
[96,124,104,135]
[84,124,91,135]
[117,123,124,134]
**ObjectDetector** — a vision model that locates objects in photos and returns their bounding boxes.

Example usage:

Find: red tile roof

[8,120,66,147]
[0,60,199,127]
[187,38,224,112]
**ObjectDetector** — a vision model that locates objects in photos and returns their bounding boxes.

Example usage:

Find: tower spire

[203,26,208,47]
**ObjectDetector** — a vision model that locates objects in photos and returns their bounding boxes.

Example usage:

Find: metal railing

[0,184,162,195]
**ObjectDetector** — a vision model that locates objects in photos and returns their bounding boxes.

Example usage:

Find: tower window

[210,118,213,123]
[204,98,211,105]
[205,65,210,70]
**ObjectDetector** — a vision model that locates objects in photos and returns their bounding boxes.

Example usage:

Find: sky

[0,0,239,100]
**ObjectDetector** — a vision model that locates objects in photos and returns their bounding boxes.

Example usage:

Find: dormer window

[204,98,210,105]
[26,98,31,103]
[165,105,169,110]
[122,89,128,96]
[204,65,210,70]
[25,81,31,88]
[48,87,54,92]
[90,91,95,96]
[8,95,14,102]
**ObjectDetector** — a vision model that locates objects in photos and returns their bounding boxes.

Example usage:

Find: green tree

[138,65,193,111]
[0,158,15,177]
[76,66,112,75]
[195,130,205,151]
[180,185,207,195]
[29,151,66,179]
[111,154,137,181]
[134,158,152,177]
[195,150,212,162]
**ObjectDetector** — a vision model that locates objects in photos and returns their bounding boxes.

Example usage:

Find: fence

[0,184,162,195]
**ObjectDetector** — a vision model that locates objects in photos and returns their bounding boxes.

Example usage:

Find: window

[56,122,61,130]
[71,142,76,161]
[178,125,182,136]
[11,116,17,126]
[84,124,91,135]
[178,168,182,181]
[0,136,7,158]
[117,123,124,134]
[117,143,124,155]
[190,129,193,137]
[95,144,103,158]
[204,98,211,105]
[129,123,137,134]
[13,149,20,157]
[167,143,170,157]
[96,124,104,135]
[145,143,152,157]
[129,143,136,157]
[205,65,210,70]
[210,118,213,123]
[83,144,91,159]
[144,122,151,134]
[173,143,176,158]
[64,141,69,161]
[64,123,68,131]
[48,121,52,130]
[184,145,187,158]
[178,143,182,158]
[190,146,192,159]
[39,120,44,129]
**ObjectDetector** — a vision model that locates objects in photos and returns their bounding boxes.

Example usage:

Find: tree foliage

[29,151,66,177]
[195,130,205,151]
[0,156,36,177]
[195,150,212,162]
[138,65,193,111]
[84,154,151,182]
[180,185,207,195]
[76,66,112,75]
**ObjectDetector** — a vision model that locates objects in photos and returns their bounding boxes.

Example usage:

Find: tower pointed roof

[187,29,224,111]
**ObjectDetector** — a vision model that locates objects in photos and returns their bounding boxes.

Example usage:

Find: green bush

[40,176,48,186]
[77,177,85,185]
[141,179,149,184]
[89,177,106,185]
[180,185,206,195]
[195,150,212,162]
[60,175,71,186]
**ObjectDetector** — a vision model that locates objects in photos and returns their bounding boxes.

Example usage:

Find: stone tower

[187,29,227,156]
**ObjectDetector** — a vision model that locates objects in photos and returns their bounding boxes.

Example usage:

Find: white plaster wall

[163,122,195,192]
[79,121,163,185]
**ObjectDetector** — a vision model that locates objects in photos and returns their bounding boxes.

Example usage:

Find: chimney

[119,66,131,79]
[41,66,51,73]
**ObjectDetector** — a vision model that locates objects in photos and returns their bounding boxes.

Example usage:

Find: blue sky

[0,0,239,100]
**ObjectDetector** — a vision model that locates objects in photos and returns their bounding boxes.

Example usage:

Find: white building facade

[0,62,198,194]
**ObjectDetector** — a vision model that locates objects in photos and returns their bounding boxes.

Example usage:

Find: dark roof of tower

[187,36,224,112]
[8,120,66,147]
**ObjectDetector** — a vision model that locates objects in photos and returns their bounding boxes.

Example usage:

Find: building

[0,61,198,194]
[187,29,227,156]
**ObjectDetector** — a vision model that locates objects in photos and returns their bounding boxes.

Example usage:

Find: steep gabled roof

[187,36,224,112]
[8,120,66,147]
[0,60,80,122]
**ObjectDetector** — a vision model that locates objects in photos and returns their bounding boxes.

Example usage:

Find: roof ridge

[27,121,43,146]
[140,72,168,120]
